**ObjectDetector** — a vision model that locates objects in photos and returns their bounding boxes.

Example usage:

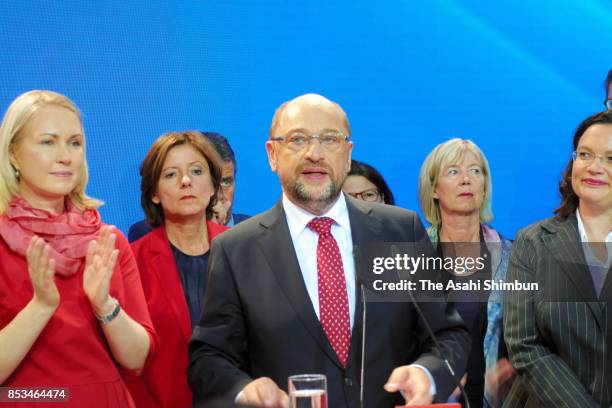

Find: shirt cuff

[409,364,437,397]
[235,390,244,403]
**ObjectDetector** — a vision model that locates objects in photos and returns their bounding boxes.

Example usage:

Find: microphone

[354,243,471,407]
[389,244,472,408]
[359,283,367,408]
[353,246,367,408]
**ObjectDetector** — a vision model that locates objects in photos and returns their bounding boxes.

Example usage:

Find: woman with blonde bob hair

[418,138,514,407]
[419,138,493,229]
[0,90,156,407]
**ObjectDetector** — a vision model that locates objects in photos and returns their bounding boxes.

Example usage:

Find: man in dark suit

[204,132,251,227]
[188,94,469,407]
[128,131,250,242]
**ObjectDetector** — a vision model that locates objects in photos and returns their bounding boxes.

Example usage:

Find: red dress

[0,229,157,408]
[125,221,228,408]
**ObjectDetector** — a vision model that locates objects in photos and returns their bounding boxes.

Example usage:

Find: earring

[14,168,19,179]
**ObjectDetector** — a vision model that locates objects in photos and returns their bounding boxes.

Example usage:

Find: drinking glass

[288,374,327,408]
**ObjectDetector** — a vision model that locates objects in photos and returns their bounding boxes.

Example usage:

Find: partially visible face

[266,95,353,214]
[434,151,485,219]
[571,124,612,211]
[342,175,383,203]
[10,105,85,212]
[217,161,235,219]
[153,144,215,221]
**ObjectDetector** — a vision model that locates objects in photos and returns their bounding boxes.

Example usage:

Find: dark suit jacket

[125,222,228,408]
[231,213,251,225]
[128,213,250,243]
[188,196,470,407]
[503,214,611,408]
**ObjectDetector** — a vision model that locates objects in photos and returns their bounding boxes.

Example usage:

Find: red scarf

[0,196,102,277]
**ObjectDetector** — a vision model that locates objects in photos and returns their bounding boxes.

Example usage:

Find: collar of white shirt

[575,209,612,243]
[282,193,351,237]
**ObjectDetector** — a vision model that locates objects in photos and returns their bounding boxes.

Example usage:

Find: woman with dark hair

[342,159,395,204]
[125,131,228,408]
[504,111,612,407]
[0,90,156,407]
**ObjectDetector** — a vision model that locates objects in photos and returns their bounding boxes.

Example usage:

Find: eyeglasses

[270,131,350,152]
[605,99,612,111]
[572,150,612,169]
[346,188,381,203]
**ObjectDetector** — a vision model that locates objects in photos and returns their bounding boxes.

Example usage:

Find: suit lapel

[540,216,604,328]
[345,198,383,370]
[149,228,192,342]
[599,262,612,301]
[256,201,343,367]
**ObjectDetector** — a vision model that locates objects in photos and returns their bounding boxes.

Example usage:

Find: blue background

[1,1,610,238]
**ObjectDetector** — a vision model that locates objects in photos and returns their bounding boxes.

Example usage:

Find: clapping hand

[83,226,119,316]
[26,236,60,311]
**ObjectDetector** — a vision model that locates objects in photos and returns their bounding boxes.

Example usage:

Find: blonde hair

[418,138,493,228]
[0,90,101,214]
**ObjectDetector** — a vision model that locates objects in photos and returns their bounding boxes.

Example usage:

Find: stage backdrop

[1,1,610,238]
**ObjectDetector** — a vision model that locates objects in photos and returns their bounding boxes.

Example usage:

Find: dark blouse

[437,228,492,408]
[170,243,210,329]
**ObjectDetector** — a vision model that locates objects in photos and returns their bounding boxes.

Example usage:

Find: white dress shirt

[282,193,437,397]
[282,193,356,328]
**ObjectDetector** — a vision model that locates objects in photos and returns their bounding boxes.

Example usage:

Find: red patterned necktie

[307,217,351,367]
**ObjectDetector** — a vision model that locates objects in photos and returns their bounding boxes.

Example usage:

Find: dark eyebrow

[162,161,206,172]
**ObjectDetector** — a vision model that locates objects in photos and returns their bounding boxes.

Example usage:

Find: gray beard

[288,179,340,213]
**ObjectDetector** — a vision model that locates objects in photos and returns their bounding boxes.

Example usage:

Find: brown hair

[555,111,612,218]
[140,131,222,227]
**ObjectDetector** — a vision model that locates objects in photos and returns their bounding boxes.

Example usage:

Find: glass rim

[288,374,327,381]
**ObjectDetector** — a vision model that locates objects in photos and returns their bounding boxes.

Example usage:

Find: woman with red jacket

[126,131,228,408]
[0,90,156,407]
